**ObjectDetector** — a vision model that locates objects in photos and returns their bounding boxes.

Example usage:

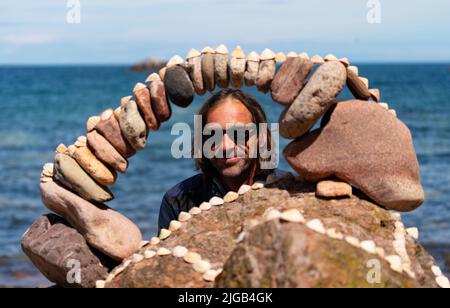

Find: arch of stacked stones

[22,45,443,288]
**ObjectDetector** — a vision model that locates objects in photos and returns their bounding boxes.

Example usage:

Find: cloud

[1,34,55,46]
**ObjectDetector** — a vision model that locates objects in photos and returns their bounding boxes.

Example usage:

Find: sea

[0,64,449,287]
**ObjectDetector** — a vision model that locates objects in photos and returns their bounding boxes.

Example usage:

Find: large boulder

[106,176,440,288]
[284,100,424,212]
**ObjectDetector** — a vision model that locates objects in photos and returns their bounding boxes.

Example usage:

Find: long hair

[194,88,273,185]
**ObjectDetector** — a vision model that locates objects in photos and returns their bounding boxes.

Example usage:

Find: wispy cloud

[1,34,55,46]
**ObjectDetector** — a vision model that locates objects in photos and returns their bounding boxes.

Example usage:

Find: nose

[221,132,236,157]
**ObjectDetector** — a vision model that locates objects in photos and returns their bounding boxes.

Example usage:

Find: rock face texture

[21,214,110,288]
[106,176,439,288]
[284,100,424,212]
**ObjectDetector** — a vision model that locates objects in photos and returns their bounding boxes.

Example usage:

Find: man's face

[206,98,256,178]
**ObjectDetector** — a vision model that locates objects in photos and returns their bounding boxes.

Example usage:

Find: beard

[210,156,254,178]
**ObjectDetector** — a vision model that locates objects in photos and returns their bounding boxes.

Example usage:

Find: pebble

[280,209,305,223]
[96,280,106,288]
[360,240,377,254]
[87,130,128,173]
[310,55,324,64]
[184,252,201,264]
[345,236,360,247]
[132,253,144,264]
[172,246,188,258]
[119,100,148,150]
[201,46,215,91]
[244,51,260,86]
[199,202,212,211]
[237,184,252,195]
[167,55,184,68]
[144,250,156,259]
[133,83,159,131]
[157,247,172,256]
[186,49,205,95]
[193,260,211,274]
[159,228,172,240]
[326,228,344,240]
[164,65,195,108]
[306,219,326,234]
[436,276,450,288]
[224,191,239,203]
[346,68,371,100]
[316,180,352,198]
[406,227,419,240]
[255,48,276,93]
[431,265,442,277]
[189,207,202,215]
[263,208,281,222]
[86,116,101,132]
[169,220,182,232]
[251,182,264,190]
[385,255,403,273]
[149,80,171,123]
[178,211,192,222]
[214,44,229,88]
[229,46,246,88]
[150,237,160,245]
[209,196,225,206]
[275,52,286,63]
[203,269,220,282]
[74,145,117,186]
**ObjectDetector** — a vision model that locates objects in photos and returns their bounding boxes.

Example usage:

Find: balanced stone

[119,100,147,151]
[74,145,117,186]
[149,80,171,122]
[316,180,352,198]
[271,57,314,105]
[279,61,347,139]
[40,180,142,260]
[133,83,160,131]
[229,46,246,88]
[95,112,136,158]
[21,214,109,288]
[53,153,113,203]
[164,65,195,108]
[244,51,260,86]
[256,49,276,93]
[87,130,128,173]
[284,100,425,211]
[214,44,229,88]
[201,47,215,91]
[187,49,205,95]
[346,68,371,100]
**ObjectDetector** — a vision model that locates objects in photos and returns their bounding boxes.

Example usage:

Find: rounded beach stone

[187,49,205,95]
[279,61,347,139]
[316,180,352,198]
[74,145,117,186]
[119,100,148,151]
[149,80,171,122]
[40,181,142,260]
[133,83,160,131]
[53,153,113,203]
[201,47,215,91]
[214,44,229,88]
[271,57,314,105]
[255,49,276,93]
[244,51,260,86]
[164,65,195,108]
[346,68,371,100]
[87,130,128,173]
[229,46,246,88]
[95,112,136,158]
[283,100,425,211]
[21,214,109,288]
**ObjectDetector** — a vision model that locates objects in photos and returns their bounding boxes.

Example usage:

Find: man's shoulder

[164,173,205,200]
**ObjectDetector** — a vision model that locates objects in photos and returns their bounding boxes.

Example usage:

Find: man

[158,89,286,230]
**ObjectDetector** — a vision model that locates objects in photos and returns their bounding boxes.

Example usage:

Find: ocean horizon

[0,63,449,287]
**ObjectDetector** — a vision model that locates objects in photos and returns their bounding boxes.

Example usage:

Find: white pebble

[189,207,202,215]
[326,228,344,240]
[360,240,377,254]
[157,247,172,256]
[251,182,264,190]
[406,227,419,240]
[345,236,360,247]
[263,208,281,222]
[436,275,450,288]
[131,253,144,264]
[172,246,188,258]
[105,273,115,283]
[235,231,246,243]
[199,202,212,211]
[306,219,326,234]
[178,211,192,222]
[139,240,149,248]
[203,269,220,282]
[280,209,305,223]
[224,191,239,203]
[159,228,172,240]
[385,255,403,273]
[95,280,106,288]
[193,260,211,274]
[209,196,224,206]
[238,184,252,195]
[169,220,182,232]
[144,250,156,259]
[150,237,160,246]
[184,252,202,264]
[431,265,442,277]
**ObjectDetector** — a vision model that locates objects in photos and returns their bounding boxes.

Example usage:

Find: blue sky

[1,0,449,64]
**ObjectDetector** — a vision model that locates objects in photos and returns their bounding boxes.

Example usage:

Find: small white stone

[184,252,202,264]
[359,77,369,88]
[145,73,161,83]
[215,44,229,55]
[389,109,397,117]
[95,280,106,288]
[105,273,115,283]
[144,250,156,259]
[286,51,298,58]
[406,227,419,240]
[348,65,359,76]
[251,182,264,190]
[172,246,188,258]
[246,51,260,62]
[139,240,149,248]
[201,46,215,54]
[159,228,172,240]
[436,275,450,288]
[345,236,360,247]
[260,48,276,61]
[131,253,144,264]
[306,219,326,234]
[199,202,212,211]
[324,54,338,62]
[311,55,324,64]
[339,57,350,67]
[203,269,220,282]
[385,255,403,273]
[224,191,239,203]
[360,240,377,254]
[379,102,389,110]
[263,208,281,222]
[167,55,184,67]
[209,196,225,206]
[169,220,182,232]
[326,228,344,240]
[237,184,251,195]
[178,211,192,222]
[235,231,247,243]
[298,52,309,60]
[150,237,160,246]
[189,207,202,215]
[431,265,442,277]
[156,247,171,256]
[193,260,211,274]
[186,48,201,59]
[280,209,305,223]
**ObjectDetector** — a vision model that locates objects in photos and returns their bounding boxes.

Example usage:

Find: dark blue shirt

[158,169,287,230]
